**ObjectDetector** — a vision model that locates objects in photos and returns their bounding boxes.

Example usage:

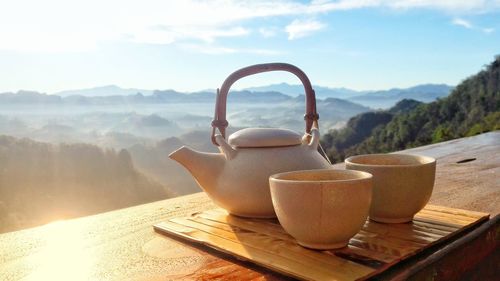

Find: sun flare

[24,220,95,281]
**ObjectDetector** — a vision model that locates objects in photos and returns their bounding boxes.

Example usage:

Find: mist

[0,89,374,233]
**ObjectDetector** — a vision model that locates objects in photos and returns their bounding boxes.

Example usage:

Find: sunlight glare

[23,220,95,281]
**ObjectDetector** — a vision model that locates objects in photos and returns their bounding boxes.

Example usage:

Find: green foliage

[432,125,452,143]
[466,111,500,136]
[388,99,424,114]
[321,56,500,161]
[322,111,394,162]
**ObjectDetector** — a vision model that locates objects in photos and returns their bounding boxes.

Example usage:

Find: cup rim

[345,153,436,168]
[269,169,372,184]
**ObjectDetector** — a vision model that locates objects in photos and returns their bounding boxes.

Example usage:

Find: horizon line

[1,82,455,96]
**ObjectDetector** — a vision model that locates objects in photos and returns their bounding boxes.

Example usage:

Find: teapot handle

[211,63,319,146]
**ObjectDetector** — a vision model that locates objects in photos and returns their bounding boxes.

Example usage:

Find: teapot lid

[228,128,302,148]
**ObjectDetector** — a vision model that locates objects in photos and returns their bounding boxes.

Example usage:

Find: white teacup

[345,154,436,223]
[269,169,372,250]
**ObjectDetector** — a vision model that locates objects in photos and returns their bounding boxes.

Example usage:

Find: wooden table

[1,132,499,280]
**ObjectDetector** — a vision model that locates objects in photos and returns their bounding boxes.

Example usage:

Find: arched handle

[211,63,319,145]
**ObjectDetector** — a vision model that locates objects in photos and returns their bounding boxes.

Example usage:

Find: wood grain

[154,205,489,281]
[371,215,500,281]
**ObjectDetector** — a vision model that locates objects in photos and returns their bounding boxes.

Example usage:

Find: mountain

[0,90,62,103]
[321,99,423,162]
[0,90,370,148]
[245,83,364,99]
[125,96,372,196]
[225,94,370,133]
[127,130,225,196]
[55,85,154,97]
[347,84,453,109]
[3,84,452,110]
[229,90,290,102]
[321,56,500,161]
[245,83,452,109]
[388,99,424,114]
[110,113,181,139]
[0,89,294,105]
[53,85,292,103]
[0,136,173,233]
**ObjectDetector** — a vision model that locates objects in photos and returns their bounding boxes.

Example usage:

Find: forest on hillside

[322,56,500,161]
[0,136,172,233]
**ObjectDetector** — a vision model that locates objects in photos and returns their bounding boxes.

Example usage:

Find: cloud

[1,0,499,52]
[386,0,499,12]
[451,18,495,34]
[452,18,473,29]
[286,19,326,40]
[180,43,284,55]
[483,28,495,33]
[0,0,283,52]
[308,0,500,13]
[134,26,250,44]
[259,27,278,38]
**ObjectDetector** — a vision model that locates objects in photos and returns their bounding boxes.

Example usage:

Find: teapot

[169,63,332,218]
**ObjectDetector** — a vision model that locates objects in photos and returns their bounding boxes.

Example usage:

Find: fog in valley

[0,84,451,233]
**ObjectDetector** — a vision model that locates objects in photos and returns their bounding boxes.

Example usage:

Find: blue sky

[1,0,499,93]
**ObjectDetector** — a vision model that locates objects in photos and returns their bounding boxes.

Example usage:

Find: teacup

[345,154,436,223]
[269,169,372,250]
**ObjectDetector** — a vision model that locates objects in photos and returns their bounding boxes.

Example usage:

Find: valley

[0,83,454,233]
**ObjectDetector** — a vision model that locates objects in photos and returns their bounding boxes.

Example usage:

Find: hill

[55,85,154,96]
[346,84,452,109]
[0,136,173,233]
[322,99,422,162]
[230,95,371,132]
[0,89,293,105]
[2,83,451,109]
[245,83,363,99]
[321,56,500,161]
[128,129,239,196]
[245,83,452,108]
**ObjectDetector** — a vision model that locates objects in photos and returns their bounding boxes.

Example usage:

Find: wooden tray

[154,205,489,281]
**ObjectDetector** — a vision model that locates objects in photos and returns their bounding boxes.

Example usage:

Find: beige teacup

[345,154,436,223]
[269,169,372,250]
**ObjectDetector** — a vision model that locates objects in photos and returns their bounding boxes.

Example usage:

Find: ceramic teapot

[169,63,332,218]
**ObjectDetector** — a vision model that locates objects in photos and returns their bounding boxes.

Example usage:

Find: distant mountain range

[347,84,453,109]
[0,89,292,105]
[246,83,453,108]
[55,85,154,97]
[2,83,453,109]
[245,83,362,100]
[321,56,500,161]
[53,83,360,99]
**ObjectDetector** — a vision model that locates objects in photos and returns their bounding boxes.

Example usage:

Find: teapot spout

[169,146,225,193]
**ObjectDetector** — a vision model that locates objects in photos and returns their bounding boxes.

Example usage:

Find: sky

[1,0,500,94]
